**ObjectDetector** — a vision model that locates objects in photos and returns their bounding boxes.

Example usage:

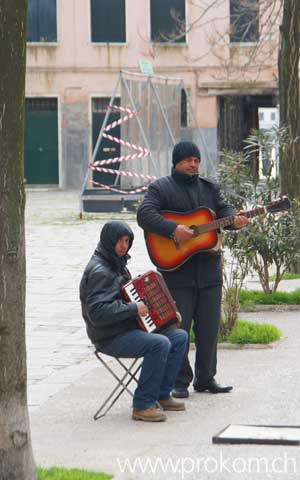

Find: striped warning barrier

[102,132,149,155]
[90,164,157,181]
[104,110,138,133]
[92,151,150,166]
[108,105,135,115]
[90,105,151,195]
[92,181,149,195]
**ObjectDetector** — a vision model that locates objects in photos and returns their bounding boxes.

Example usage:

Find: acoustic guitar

[144,197,291,271]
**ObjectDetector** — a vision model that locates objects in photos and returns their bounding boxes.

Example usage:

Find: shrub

[218,129,300,295]
[226,320,281,344]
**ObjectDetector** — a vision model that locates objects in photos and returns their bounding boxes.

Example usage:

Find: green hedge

[239,289,300,306]
[269,273,300,281]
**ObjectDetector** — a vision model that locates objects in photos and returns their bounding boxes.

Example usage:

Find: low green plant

[190,319,281,344]
[239,289,300,306]
[269,272,300,281]
[38,467,112,480]
[226,320,281,344]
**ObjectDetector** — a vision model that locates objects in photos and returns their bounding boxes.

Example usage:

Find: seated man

[80,220,188,422]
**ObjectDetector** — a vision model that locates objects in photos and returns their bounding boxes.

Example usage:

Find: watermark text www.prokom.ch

[117,452,300,478]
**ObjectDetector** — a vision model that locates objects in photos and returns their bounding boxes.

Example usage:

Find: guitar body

[145,207,219,271]
[144,197,291,271]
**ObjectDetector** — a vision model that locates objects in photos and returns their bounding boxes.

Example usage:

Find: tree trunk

[278,0,300,200]
[278,0,300,273]
[0,1,37,478]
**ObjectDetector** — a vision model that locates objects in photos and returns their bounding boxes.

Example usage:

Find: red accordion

[122,270,181,333]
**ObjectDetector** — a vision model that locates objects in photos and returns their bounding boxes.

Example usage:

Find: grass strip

[269,273,300,281]
[38,467,112,480]
[239,289,300,306]
[190,320,281,345]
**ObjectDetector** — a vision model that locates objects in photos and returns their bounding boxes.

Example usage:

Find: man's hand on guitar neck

[172,213,248,243]
[172,211,248,243]
[172,224,194,243]
[232,212,248,229]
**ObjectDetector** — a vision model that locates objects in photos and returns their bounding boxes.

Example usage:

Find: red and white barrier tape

[90,164,157,181]
[92,181,149,195]
[104,110,138,133]
[102,132,150,156]
[92,151,149,166]
[91,105,151,195]
[108,105,135,115]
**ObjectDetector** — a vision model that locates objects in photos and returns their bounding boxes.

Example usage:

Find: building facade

[25,0,281,188]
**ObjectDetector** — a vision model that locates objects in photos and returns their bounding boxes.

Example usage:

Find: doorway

[24,97,59,184]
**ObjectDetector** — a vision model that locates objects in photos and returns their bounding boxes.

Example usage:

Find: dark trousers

[169,285,222,389]
[97,327,188,410]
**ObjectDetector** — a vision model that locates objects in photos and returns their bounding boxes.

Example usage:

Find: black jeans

[169,284,222,389]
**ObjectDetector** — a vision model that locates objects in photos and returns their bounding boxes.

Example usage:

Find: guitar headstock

[267,196,291,214]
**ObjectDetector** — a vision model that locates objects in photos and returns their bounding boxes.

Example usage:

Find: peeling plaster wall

[24,0,280,188]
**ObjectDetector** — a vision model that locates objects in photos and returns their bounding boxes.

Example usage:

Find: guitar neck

[198,206,267,233]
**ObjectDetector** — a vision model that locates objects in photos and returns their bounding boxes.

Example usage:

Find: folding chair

[93,351,142,420]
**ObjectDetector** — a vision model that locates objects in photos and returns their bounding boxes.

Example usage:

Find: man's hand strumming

[173,224,194,243]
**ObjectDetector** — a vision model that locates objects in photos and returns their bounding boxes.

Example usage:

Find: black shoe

[172,388,189,399]
[194,378,233,394]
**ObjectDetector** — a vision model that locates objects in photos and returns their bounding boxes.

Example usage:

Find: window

[92,98,120,113]
[259,111,264,121]
[91,0,126,43]
[151,0,186,43]
[230,0,259,43]
[26,98,58,111]
[271,112,276,121]
[27,0,57,42]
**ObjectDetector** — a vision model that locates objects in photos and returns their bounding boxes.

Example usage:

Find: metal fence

[80,70,214,212]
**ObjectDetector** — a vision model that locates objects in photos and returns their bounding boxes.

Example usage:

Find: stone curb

[190,341,282,350]
[190,339,284,350]
[240,304,300,312]
[217,339,284,349]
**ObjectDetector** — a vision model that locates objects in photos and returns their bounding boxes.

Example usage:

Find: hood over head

[95,221,134,273]
[99,221,134,253]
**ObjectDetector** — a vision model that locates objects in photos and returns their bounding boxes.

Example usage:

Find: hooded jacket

[80,221,138,347]
[137,169,237,289]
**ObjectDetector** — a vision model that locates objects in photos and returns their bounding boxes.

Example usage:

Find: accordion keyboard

[124,284,156,333]
[122,270,178,333]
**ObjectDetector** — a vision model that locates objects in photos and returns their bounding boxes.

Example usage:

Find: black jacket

[137,169,236,288]
[80,221,138,347]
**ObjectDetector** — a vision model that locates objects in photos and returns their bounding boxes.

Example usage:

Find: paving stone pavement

[26,188,300,479]
[25,188,153,410]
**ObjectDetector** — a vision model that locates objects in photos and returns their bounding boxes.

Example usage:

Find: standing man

[137,141,248,398]
[80,220,188,421]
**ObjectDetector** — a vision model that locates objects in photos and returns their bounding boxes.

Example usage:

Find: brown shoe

[132,405,167,422]
[158,397,186,411]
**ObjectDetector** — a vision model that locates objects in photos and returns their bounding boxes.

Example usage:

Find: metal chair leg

[93,352,142,420]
